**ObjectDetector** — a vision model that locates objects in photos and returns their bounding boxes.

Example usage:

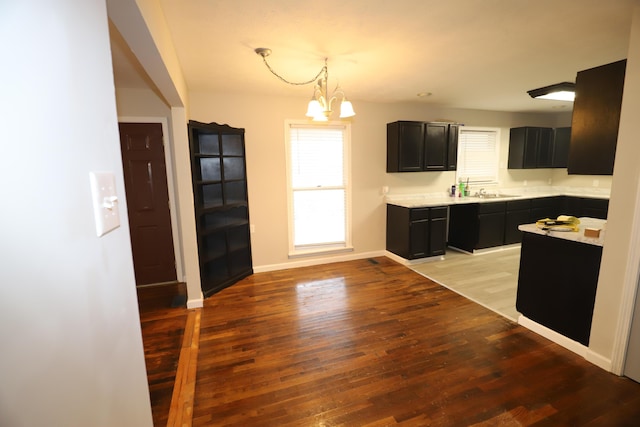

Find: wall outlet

[381,186,389,195]
[593,179,600,187]
[250,224,256,233]
[523,180,528,186]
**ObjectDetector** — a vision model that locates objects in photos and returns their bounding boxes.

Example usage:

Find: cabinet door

[447,124,459,170]
[409,208,431,258]
[477,202,506,249]
[536,128,553,168]
[478,212,506,249]
[568,60,626,175]
[508,127,538,169]
[386,204,411,258]
[424,123,448,171]
[387,121,424,172]
[505,209,530,244]
[409,219,429,258]
[561,196,583,218]
[429,207,448,256]
[552,127,571,168]
[582,198,609,219]
[522,128,539,169]
[530,196,561,221]
[504,200,531,244]
[399,122,424,171]
[448,204,480,252]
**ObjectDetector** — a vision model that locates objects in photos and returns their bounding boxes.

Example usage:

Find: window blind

[457,128,499,184]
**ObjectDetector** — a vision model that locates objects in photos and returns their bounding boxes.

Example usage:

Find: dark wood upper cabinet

[568,59,626,175]
[424,122,448,171]
[508,127,553,169]
[387,121,424,172]
[387,121,458,172]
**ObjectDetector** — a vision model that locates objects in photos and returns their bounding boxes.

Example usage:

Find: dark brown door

[119,122,177,286]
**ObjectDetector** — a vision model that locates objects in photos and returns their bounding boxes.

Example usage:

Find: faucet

[478,188,486,197]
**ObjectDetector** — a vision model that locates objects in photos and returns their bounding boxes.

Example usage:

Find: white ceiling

[110,0,636,113]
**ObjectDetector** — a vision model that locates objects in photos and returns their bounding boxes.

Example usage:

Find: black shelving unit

[188,121,252,297]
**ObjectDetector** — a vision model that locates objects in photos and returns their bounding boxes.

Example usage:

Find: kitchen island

[515,218,606,346]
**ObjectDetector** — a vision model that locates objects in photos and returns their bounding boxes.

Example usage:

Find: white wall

[188,91,576,269]
[115,87,171,117]
[0,1,153,426]
[590,3,640,370]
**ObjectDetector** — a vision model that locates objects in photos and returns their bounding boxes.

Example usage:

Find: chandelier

[254,48,356,121]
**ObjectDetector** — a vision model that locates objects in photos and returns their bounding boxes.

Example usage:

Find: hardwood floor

[410,247,521,321]
[188,257,640,426]
[137,282,189,427]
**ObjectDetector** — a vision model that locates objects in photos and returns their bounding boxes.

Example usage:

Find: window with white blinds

[286,122,352,256]
[456,127,500,185]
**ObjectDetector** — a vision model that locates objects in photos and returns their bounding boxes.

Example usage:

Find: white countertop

[385,187,609,209]
[518,217,606,247]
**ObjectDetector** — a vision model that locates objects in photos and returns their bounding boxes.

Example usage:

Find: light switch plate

[89,172,120,237]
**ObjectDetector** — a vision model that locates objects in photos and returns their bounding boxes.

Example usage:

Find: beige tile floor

[410,247,521,321]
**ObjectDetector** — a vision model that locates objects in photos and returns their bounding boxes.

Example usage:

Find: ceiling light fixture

[527,82,576,101]
[255,47,355,121]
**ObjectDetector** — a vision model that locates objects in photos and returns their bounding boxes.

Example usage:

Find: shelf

[200,206,249,233]
[197,133,220,155]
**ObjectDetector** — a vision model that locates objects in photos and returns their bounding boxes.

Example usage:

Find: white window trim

[456,126,501,187]
[284,120,353,258]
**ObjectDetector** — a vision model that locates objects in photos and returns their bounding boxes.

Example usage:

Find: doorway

[119,122,177,286]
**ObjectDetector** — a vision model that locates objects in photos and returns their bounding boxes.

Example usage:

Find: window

[456,127,500,185]
[286,121,352,257]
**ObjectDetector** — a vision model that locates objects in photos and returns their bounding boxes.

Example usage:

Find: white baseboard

[448,244,521,256]
[518,315,612,372]
[384,251,444,266]
[253,250,387,273]
[518,315,588,358]
[585,349,612,372]
[187,290,204,308]
[187,298,203,308]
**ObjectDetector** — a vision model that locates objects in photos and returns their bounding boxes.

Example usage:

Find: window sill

[288,246,354,259]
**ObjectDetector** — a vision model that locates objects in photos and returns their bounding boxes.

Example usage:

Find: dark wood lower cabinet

[386,204,447,259]
[504,199,531,245]
[396,196,608,256]
[477,202,506,249]
[448,202,507,252]
[429,207,448,256]
[516,232,602,345]
[530,196,562,222]
[560,196,609,220]
[447,203,479,253]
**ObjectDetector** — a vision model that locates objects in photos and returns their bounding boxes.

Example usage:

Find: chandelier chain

[260,56,327,86]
